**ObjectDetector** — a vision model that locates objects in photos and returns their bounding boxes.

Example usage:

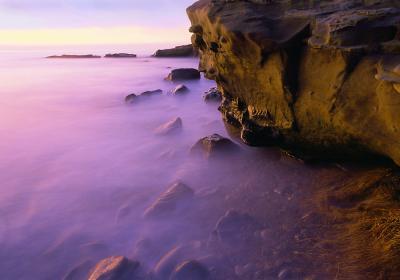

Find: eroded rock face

[187,0,400,165]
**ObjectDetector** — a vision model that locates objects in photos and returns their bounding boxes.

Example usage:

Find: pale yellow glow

[0,26,190,45]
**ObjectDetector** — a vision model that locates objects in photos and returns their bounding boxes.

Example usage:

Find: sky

[0,0,195,45]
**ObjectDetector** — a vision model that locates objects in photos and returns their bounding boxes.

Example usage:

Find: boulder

[155,117,183,135]
[203,87,222,103]
[104,53,137,58]
[170,260,210,280]
[125,89,163,103]
[190,134,239,158]
[88,256,141,280]
[172,85,189,95]
[154,44,197,57]
[187,0,400,165]
[166,68,200,81]
[143,182,194,218]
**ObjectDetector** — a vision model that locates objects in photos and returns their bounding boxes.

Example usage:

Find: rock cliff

[187,0,400,164]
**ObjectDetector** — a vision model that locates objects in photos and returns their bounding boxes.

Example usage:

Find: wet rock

[171,260,210,280]
[190,134,239,158]
[155,117,183,135]
[88,256,140,280]
[187,0,400,166]
[166,68,200,81]
[104,53,137,58]
[143,182,194,218]
[63,260,93,280]
[214,210,262,245]
[203,87,222,103]
[154,44,197,57]
[154,242,203,279]
[172,85,189,95]
[125,89,163,103]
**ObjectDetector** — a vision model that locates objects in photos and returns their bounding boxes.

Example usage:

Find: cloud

[0,0,194,28]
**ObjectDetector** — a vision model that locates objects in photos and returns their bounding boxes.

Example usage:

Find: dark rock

[172,85,189,95]
[143,182,194,218]
[203,87,222,103]
[88,256,140,280]
[155,117,183,135]
[214,210,262,245]
[166,68,200,81]
[190,134,239,158]
[46,54,101,59]
[125,89,163,103]
[171,260,210,280]
[63,260,93,280]
[154,44,197,57]
[154,242,203,279]
[104,53,137,58]
[187,0,400,165]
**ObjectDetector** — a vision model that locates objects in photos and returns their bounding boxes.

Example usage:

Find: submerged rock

[88,256,140,280]
[143,182,194,218]
[187,0,400,165]
[191,134,239,158]
[203,87,222,103]
[214,210,262,245]
[154,243,203,279]
[125,89,163,103]
[154,44,197,57]
[63,260,93,280]
[171,260,210,280]
[104,53,137,58]
[172,85,189,95]
[155,117,183,135]
[166,68,200,81]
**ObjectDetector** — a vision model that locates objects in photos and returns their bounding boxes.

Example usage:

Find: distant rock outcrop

[187,0,400,165]
[154,44,198,57]
[104,53,137,58]
[46,54,101,59]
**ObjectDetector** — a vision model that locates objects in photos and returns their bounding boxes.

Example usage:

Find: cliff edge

[187,0,400,164]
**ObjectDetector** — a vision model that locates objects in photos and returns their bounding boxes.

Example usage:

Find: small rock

[125,93,138,103]
[203,87,222,103]
[190,134,239,158]
[172,85,189,95]
[88,256,140,280]
[125,89,163,103]
[153,45,197,57]
[143,182,194,218]
[214,210,261,245]
[155,117,183,135]
[166,68,200,81]
[171,260,210,280]
[154,242,202,279]
[139,89,163,97]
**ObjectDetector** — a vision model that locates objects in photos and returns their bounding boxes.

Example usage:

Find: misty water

[0,48,332,279]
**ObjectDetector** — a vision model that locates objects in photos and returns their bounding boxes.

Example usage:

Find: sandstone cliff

[187,0,400,164]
